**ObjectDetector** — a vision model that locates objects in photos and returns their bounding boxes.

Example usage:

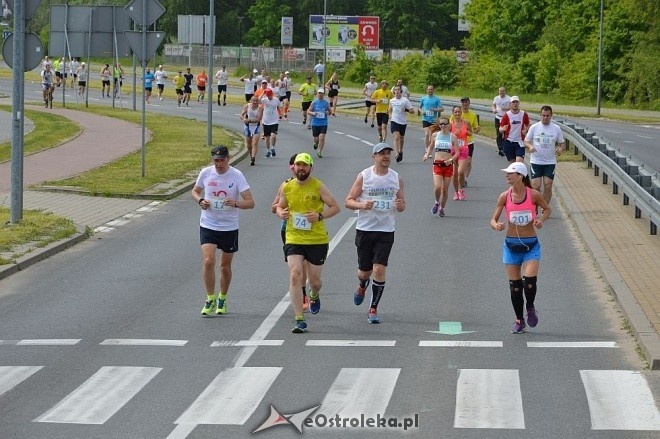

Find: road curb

[0,147,249,281]
[0,225,90,281]
[554,173,660,369]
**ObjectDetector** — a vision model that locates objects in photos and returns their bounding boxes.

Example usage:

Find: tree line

[22,0,659,108]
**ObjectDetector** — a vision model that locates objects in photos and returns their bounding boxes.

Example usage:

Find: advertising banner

[281,17,293,45]
[308,15,379,50]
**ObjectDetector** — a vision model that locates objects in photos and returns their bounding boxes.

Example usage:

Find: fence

[163,44,324,73]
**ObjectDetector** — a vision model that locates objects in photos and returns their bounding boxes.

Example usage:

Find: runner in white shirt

[215,65,229,106]
[154,65,168,101]
[363,75,379,127]
[388,86,414,163]
[276,72,290,119]
[524,105,565,206]
[261,89,282,158]
[240,72,257,102]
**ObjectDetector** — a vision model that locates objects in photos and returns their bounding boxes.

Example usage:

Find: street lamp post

[596,0,604,115]
[323,0,327,87]
[429,21,436,50]
[238,16,244,63]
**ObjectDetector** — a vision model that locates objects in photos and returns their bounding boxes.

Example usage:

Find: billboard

[309,15,379,50]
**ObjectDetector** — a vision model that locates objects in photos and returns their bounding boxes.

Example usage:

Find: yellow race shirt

[283,177,329,245]
[371,89,394,114]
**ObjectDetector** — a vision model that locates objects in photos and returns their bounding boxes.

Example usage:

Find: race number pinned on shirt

[316,111,326,119]
[425,110,435,117]
[292,213,312,230]
[372,194,394,211]
[210,197,229,211]
[508,210,532,226]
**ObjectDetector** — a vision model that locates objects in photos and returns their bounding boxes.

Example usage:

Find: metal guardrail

[338,97,660,234]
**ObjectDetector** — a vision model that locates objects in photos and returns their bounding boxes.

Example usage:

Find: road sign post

[124,0,165,177]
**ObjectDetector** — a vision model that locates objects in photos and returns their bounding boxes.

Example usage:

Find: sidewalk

[0,107,658,368]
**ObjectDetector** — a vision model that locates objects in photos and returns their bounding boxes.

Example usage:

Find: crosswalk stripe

[100,339,188,346]
[454,369,525,429]
[306,340,396,347]
[0,366,43,396]
[175,367,281,425]
[527,342,618,348]
[419,341,502,348]
[580,370,660,430]
[315,368,400,420]
[34,366,161,424]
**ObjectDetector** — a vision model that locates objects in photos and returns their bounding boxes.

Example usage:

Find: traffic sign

[6,0,42,21]
[124,0,165,27]
[124,31,165,63]
[2,30,10,40]
[2,32,43,71]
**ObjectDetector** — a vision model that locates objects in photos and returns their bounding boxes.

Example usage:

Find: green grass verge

[0,208,78,265]
[0,106,81,162]
[38,105,240,196]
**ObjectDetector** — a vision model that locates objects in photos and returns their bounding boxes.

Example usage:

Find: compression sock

[509,279,524,320]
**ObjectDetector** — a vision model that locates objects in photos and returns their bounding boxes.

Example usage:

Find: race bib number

[210,197,229,211]
[508,210,532,226]
[537,134,554,149]
[425,110,435,117]
[292,213,312,230]
[380,98,389,104]
[458,139,465,148]
[316,111,326,119]
[372,194,394,211]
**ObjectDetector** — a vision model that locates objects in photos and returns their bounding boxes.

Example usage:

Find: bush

[421,49,459,91]
[460,54,510,92]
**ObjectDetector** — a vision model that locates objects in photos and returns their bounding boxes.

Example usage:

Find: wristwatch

[198,198,205,205]
[318,212,324,221]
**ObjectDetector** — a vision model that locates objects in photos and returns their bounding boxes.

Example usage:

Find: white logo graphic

[252,404,320,434]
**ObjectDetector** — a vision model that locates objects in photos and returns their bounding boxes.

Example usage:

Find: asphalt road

[1,88,659,438]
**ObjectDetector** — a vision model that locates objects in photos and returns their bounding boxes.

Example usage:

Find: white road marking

[16,339,81,345]
[419,341,503,347]
[334,131,345,135]
[99,339,188,346]
[210,339,284,347]
[315,368,400,421]
[0,366,43,396]
[580,370,660,430]
[306,340,396,347]
[166,218,356,438]
[175,367,281,425]
[346,134,360,140]
[527,341,618,348]
[637,135,652,139]
[35,366,161,424]
[454,369,525,429]
[361,140,374,146]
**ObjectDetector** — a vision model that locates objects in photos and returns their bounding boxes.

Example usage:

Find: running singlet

[282,177,329,245]
[41,70,53,85]
[434,132,452,152]
[356,167,400,233]
[505,187,536,226]
[451,121,469,150]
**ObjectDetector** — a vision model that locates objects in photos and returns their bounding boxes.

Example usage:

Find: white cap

[501,162,528,177]
[158,64,162,68]
[261,79,268,83]
[253,69,258,73]
[317,88,325,93]
[373,142,393,154]
[81,62,85,65]
[511,95,520,102]
[284,71,289,74]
